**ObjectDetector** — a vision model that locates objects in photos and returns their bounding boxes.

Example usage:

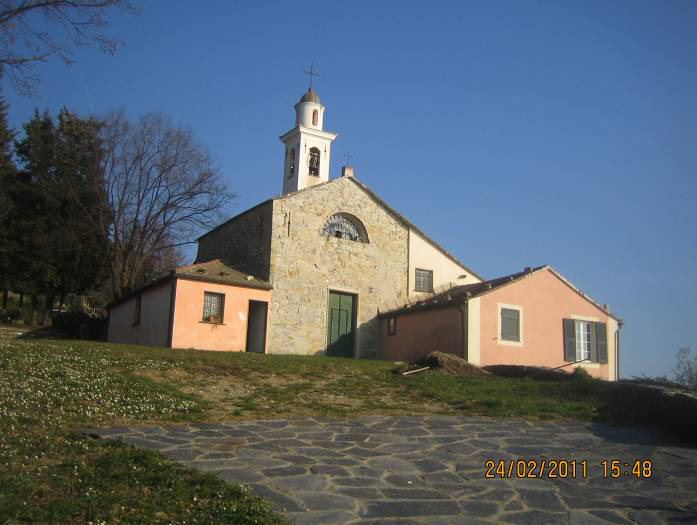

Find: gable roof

[198,176,483,281]
[174,259,271,289]
[378,265,622,322]
[107,260,271,310]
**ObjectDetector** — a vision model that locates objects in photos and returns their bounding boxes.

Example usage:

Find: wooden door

[327,292,356,358]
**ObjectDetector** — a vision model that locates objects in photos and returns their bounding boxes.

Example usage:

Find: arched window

[312,109,318,126]
[288,148,295,177]
[308,147,320,176]
[322,213,369,243]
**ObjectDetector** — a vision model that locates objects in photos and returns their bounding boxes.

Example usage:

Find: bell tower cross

[279,66,338,195]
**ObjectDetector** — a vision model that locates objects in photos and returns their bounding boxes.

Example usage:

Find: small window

[312,109,318,126]
[133,294,142,325]
[501,308,520,342]
[288,148,295,177]
[414,269,433,293]
[387,317,397,336]
[202,292,224,323]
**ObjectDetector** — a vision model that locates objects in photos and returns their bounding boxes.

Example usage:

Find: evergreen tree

[0,94,18,297]
[10,109,109,310]
[52,109,110,297]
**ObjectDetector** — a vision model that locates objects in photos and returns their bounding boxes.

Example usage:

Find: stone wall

[195,201,273,281]
[267,177,409,357]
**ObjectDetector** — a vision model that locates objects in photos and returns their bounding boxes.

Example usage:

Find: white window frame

[497,303,523,347]
[570,314,600,369]
[575,320,591,362]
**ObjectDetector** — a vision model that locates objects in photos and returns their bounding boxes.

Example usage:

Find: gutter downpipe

[458,300,468,361]
[615,320,623,381]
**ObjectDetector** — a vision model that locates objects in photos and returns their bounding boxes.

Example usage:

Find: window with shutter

[498,304,523,346]
[596,322,608,363]
[563,318,609,364]
[415,269,433,293]
[563,318,576,361]
[500,308,520,341]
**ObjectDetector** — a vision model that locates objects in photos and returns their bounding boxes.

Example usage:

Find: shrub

[51,311,108,340]
[674,347,697,389]
[571,366,593,381]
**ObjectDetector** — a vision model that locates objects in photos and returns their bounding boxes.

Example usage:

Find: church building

[107,84,621,380]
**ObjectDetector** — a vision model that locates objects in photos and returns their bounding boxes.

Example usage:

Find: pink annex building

[107,85,621,380]
[380,266,621,381]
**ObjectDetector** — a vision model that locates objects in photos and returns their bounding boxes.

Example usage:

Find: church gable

[267,175,409,357]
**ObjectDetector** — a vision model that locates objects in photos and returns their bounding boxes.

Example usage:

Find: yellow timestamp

[484,459,588,479]
[484,459,654,479]
[601,459,653,479]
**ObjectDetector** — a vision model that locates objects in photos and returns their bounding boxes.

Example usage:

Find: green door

[327,292,356,358]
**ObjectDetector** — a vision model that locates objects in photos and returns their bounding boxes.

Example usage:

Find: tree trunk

[43,295,54,326]
[19,293,24,307]
[31,294,38,327]
[1,290,7,309]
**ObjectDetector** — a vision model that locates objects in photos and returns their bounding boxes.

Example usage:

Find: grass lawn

[1,339,695,523]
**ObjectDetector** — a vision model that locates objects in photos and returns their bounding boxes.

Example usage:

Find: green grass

[0,339,287,524]
[1,338,695,523]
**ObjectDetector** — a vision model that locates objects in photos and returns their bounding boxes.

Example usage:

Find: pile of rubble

[393,351,490,377]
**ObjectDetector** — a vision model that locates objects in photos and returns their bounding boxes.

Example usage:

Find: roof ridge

[176,259,222,270]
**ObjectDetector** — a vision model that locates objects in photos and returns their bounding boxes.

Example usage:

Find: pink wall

[170,279,271,352]
[477,269,613,379]
[107,281,173,347]
[382,306,461,362]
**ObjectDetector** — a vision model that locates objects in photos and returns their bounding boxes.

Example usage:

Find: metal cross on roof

[343,152,354,166]
[304,63,319,90]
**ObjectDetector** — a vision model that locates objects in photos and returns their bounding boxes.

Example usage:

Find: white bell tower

[280,67,337,195]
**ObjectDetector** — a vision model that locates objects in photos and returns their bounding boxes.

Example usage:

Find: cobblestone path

[81,416,697,524]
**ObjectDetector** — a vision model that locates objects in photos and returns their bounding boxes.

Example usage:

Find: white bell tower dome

[280,82,338,195]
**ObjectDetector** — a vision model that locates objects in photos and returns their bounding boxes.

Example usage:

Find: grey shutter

[501,308,520,341]
[589,322,598,363]
[596,322,608,364]
[563,319,575,361]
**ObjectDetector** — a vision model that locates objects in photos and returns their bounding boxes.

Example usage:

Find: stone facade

[267,177,409,357]
[195,201,273,281]
[192,176,474,358]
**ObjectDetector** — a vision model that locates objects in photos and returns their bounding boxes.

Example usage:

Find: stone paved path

[81,416,697,524]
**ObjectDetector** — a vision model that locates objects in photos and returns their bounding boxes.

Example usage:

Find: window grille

[322,213,369,243]
[414,269,433,293]
[202,292,224,323]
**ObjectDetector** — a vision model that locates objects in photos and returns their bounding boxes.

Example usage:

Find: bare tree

[100,111,234,298]
[674,347,697,389]
[0,0,136,94]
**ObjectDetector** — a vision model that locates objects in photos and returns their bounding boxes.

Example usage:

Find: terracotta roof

[299,88,321,104]
[107,260,271,311]
[379,265,622,322]
[175,259,271,289]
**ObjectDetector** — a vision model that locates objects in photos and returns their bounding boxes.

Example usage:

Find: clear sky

[3,1,696,378]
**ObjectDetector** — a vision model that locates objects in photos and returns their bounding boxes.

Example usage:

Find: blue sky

[3,1,696,378]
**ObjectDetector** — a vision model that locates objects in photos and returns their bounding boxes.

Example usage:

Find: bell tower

[280,67,337,195]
